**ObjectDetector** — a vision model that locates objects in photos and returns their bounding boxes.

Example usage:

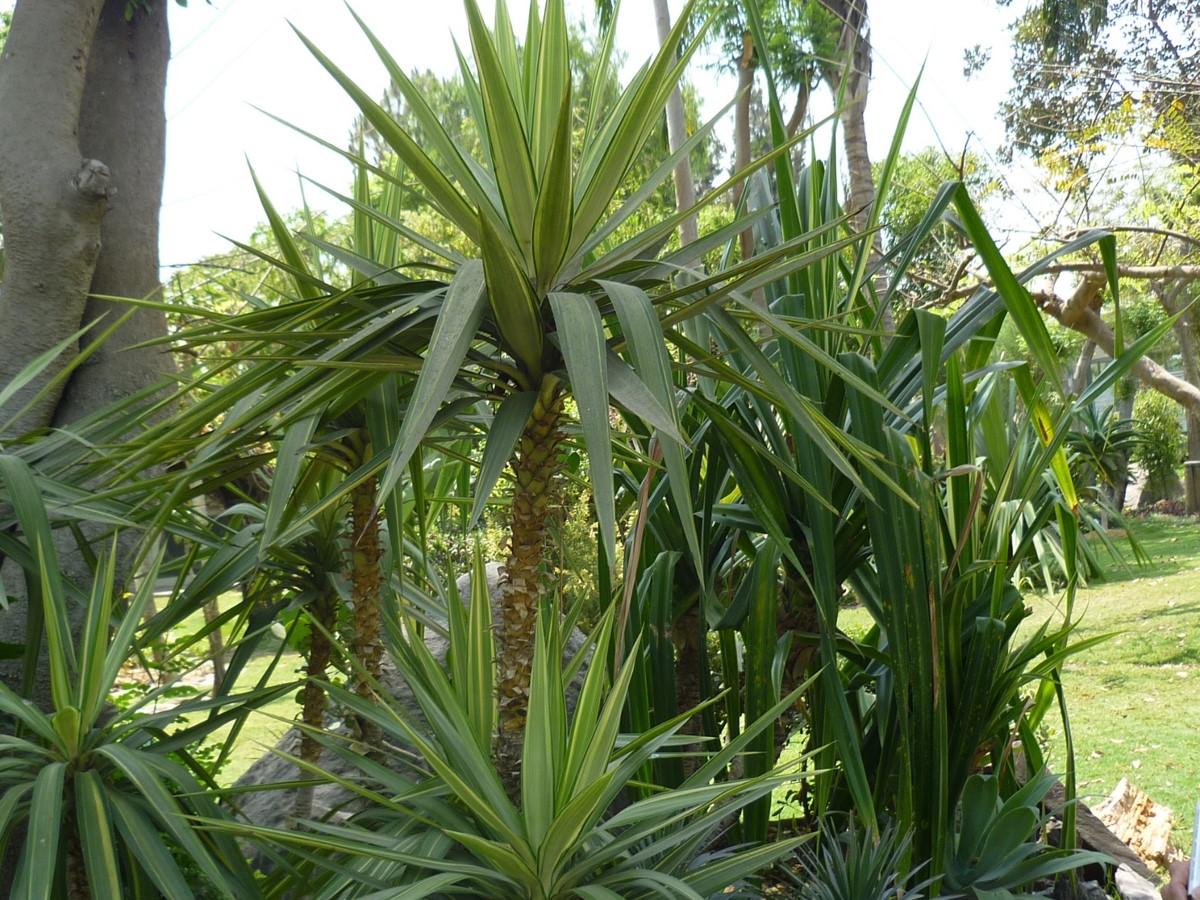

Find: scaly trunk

[495,386,566,795]
[294,584,339,822]
[203,599,227,692]
[66,818,90,899]
[348,434,383,749]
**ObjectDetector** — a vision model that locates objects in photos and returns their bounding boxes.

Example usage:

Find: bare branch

[1058,225,1200,251]
[1043,262,1200,280]
[1035,287,1200,417]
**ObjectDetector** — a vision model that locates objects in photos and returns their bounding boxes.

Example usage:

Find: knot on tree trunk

[72,158,111,199]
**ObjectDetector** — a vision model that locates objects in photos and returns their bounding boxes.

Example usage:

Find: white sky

[7,1,1051,270]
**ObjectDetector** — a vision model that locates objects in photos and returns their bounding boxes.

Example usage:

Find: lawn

[1034,515,1200,853]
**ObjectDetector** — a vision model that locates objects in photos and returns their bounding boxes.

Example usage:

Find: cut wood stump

[1094,777,1180,870]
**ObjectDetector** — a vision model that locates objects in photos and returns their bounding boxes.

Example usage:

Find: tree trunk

[815,0,893,332]
[56,0,171,427]
[294,584,339,823]
[348,431,383,750]
[1157,280,1200,513]
[652,0,698,247]
[1113,386,1135,511]
[733,31,756,266]
[1071,339,1097,396]
[496,385,566,798]
[1036,282,1200,418]
[0,0,108,434]
[0,3,171,888]
[202,598,227,691]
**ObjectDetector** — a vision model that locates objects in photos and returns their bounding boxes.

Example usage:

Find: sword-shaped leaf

[380,262,486,503]
[465,0,537,261]
[480,214,544,374]
[548,293,614,570]
[468,391,537,528]
[532,85,574,293]
[345,6,499,224]
[530,0,568,175]
[294,26,480,244]
[603,281,701,575]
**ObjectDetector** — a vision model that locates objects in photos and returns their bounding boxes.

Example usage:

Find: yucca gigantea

[294,0,866,792]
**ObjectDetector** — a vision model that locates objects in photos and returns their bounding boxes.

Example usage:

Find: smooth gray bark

[0,0,172,686]
[0,0,109,434]
[55,0,171,427]
[1036,281,1200,417]
[652,0,699,247]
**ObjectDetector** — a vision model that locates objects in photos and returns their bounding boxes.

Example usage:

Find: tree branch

[1035,283,1200,417]
[1043,262,1200,280]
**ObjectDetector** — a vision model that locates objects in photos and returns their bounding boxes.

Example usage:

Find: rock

[1114,864,1163,900]
[229,562,588,833]
[1045,781,1157,884]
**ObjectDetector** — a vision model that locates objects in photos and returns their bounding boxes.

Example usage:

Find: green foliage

[1002,0,1200,182]
[0,518,273,898]
[789,821,931,900]
[1119,298,1171,349]
[877,147,1004,307]
[943,771,1106,898]
[1066,404,1140,511]
[238,575,809,898]
[1132,389,1185,496]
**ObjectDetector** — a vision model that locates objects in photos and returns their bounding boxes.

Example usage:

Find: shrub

[1132,390,1185,501]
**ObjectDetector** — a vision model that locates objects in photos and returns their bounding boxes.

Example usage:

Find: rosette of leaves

[942,770,1107,899]
[235,552,813,898]
[0,468,284,899]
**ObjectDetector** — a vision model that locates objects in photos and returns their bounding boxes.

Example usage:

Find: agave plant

[943,771,1106,899]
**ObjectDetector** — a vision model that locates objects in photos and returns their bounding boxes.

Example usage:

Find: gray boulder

[229,563,588,831]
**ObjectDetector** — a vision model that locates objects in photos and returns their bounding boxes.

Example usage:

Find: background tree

[1002,0,1199,181]
[693,0,891,324]
[877,146,1003,308]
[0,0,175,704]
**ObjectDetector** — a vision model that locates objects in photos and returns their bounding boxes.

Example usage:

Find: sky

[6,1,1048,271]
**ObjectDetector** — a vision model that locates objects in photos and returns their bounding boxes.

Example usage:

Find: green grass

[774,515,1200,853]
[1033,515,1200,850]
[123,593,304,787]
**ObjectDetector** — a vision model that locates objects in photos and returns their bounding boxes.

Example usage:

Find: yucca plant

[0,467,282,897]
[245,0,897,794]
[232,551,812,898]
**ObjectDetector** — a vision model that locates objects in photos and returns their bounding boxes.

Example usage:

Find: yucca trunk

[66,819,90,899]
[294,584,339,822]
[777,571,819,758]
[348,435,383,748]
[495,387,566,790]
